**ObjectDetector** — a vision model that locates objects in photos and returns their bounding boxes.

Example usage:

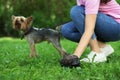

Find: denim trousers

[61,6,120,42]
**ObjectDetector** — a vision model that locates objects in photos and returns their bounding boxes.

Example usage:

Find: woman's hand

[60,54,80,68]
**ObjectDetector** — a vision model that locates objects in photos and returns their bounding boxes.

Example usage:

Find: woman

[60,0,120,67]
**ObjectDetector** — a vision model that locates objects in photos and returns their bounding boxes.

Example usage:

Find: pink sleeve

[85,0,100,14]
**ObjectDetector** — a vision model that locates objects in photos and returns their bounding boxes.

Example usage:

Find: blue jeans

[61,6,120,42]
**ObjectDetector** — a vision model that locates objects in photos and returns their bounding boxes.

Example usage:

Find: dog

[12,15,68,58]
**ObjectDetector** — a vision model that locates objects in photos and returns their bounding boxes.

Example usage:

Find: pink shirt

[77,0,120,23]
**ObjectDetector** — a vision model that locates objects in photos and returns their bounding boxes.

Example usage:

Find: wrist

[73,53,80,58]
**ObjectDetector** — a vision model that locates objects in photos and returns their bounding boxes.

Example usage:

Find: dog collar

[21,27,33,40]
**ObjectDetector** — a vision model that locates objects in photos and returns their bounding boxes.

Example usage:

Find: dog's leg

[29,43,38,57]
[50,38,68,57]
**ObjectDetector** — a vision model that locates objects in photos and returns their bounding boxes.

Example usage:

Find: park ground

[0,37,120,80]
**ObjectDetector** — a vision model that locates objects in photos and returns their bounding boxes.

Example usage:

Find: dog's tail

[56,25,62,33]
[56,25,64,39]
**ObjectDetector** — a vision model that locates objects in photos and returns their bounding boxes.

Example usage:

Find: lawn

[0,37,120,80]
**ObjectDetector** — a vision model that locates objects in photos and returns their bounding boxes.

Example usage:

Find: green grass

[0,37,120,80]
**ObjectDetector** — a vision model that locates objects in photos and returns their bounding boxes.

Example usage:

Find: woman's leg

[95,12,120,42]
[61,21,81,42]
[98,41,106,48]
[94,13,119,56]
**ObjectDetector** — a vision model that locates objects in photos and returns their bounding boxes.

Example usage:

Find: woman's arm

[74,14,97,58]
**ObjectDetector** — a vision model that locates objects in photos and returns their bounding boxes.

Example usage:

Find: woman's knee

[61,22,74,37]
[70,6,84,18]
[61,24,80,42]
[61,25,67,36]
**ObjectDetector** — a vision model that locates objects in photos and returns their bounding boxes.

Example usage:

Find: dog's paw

[60,55,80,68]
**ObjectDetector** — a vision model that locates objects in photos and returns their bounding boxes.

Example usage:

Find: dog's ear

[27,16,33,27]
[27,16,33,23]
[12,15,15,20]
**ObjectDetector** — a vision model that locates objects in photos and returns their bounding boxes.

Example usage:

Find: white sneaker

[100,44,114,57]
[93,52,107,63]
[80,51,95,63]
[80,51,107,63]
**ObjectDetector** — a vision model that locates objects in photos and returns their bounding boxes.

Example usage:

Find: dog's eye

[21,19,24,22]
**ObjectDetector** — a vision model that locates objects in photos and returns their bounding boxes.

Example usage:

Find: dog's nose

[15,20,21,29]
[15,20,20,24]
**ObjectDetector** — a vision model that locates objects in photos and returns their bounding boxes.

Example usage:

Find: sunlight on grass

[0,37,23,42]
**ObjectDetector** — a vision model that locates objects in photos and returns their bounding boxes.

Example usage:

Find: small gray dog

[12,15,68,57]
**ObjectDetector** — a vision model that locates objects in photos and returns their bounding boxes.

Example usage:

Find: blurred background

[0,0,75,37]
[0,0,120,37]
